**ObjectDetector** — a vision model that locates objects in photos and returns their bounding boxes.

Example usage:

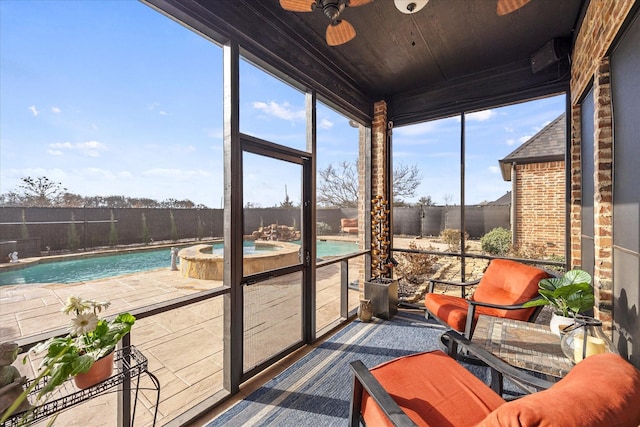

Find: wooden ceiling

[144,0,587,126]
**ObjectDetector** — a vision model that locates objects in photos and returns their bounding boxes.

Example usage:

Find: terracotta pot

[74,351,114,389]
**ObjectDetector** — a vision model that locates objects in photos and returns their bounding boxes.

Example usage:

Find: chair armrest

[467,298,538,311]
[428,278,481,295]
[429,278,481,287]
[349,360,418,427]
[444,329,555,393]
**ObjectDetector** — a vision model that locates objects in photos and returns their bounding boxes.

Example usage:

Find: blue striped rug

[208,311,491,426]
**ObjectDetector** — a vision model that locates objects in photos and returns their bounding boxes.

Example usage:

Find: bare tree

[317,160,422,207]
[417,196,434,206]
[318,161,359,208]
[393,163,421,204]
[18,176,66,207]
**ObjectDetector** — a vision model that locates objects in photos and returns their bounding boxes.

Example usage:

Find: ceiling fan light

[394,0,428,14]
[326,19,356,46]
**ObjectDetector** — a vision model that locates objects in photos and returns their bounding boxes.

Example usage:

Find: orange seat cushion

[361,350,505,426]
[424,259,550,331]
[424,293,516,332]
[477,353,640,427]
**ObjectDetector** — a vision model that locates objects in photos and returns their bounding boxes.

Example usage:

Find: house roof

[145,1,586,126]
[487,191,512,206]
[498,113,566,181]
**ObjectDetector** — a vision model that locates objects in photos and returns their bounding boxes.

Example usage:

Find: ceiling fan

[279,0,374,46]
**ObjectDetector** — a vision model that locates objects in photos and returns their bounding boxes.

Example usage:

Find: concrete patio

[0,251,363,426]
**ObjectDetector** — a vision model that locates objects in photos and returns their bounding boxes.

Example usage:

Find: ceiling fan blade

[346,0,374,6]
[326,19,356,46]
[279,0,316,12]
[496,0,531,16]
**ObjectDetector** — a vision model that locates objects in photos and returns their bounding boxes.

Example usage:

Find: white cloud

[504,126,514,133]
[394,121,439,136]
[252,101,305,121]
[82,168,116,180]
[51,106,61,114]
[320,118,333,129]
[518,135,531,144]
[466,110,496,122]
[159,110,167,116]
[488,166,500,174]
[50,142,73,149]
[506,138,516,146]
[141,168,212,180]
[48,141,107,157]
[29,105,39,116]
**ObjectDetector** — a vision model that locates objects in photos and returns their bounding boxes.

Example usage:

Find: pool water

[0,240,358,285]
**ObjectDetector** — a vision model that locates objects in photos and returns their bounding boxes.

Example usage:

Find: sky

[0,1,566,209]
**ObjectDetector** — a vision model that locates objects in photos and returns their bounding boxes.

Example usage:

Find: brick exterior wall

[569,0,636,327]
[514,161,565,257]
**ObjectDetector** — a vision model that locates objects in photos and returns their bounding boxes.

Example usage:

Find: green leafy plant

[523,269,594,317]
[480,227,511,256]
[28,296,135,397]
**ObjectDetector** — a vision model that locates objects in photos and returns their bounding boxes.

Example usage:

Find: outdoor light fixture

[394,0,429,14]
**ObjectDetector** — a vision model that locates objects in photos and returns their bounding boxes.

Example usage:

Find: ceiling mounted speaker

[530,38,571,74]
[394,0,429,14]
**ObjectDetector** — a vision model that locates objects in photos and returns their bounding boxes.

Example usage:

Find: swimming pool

[0,240,358,285]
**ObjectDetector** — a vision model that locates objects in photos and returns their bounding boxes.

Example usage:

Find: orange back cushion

[477,353,640,427]
[472,259,550,320]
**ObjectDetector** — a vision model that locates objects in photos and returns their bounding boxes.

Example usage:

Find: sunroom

[1,0,639,426]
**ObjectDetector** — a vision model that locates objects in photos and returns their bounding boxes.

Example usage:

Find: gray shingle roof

[499,113,565,181]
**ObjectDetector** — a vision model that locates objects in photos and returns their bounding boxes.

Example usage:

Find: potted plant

[523,269,594,335]
[29,296,135,395]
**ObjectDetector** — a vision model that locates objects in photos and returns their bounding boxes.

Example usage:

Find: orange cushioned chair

[350,348,640,427]
[424,259,551,340]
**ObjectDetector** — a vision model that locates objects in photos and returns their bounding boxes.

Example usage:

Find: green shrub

[68,213,80,251]
[481,227,511,255]
[108,210,118,246]
[169,211,178,241]
[141,213,151,244]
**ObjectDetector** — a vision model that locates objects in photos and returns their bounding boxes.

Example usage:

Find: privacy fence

[0,205,509,254]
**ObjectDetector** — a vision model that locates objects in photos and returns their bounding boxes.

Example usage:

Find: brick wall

[514,161,565,257]
[569,0,636,327]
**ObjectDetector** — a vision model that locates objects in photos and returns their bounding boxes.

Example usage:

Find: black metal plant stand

[2,346,160,427]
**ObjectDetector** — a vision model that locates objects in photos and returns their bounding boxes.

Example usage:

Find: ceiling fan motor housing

[320,0,346,20]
